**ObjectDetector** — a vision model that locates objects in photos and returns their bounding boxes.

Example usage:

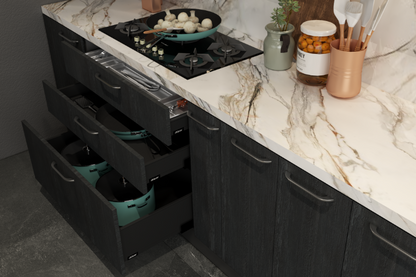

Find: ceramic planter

[264,23,295,71]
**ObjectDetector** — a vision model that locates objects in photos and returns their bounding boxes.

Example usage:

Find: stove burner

[221,46,234,53]
[115,19,147,36]
[174,48,214,70]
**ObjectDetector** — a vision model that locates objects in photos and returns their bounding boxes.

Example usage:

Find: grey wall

[0,0,66,160]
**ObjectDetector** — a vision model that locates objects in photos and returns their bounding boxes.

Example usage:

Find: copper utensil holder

[326,39,366,98]
[142,0,162,13]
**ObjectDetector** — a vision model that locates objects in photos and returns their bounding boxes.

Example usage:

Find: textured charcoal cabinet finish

[22,121,125,273]
[274,159,352,277]
[60,41,185,146]
[342,203,416,277]
[221,125,280,277]
[188,103,223,258]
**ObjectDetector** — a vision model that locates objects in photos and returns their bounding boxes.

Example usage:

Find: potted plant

[264,0,300,71]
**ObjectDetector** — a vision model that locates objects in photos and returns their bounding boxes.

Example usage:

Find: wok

[145,8,221,42]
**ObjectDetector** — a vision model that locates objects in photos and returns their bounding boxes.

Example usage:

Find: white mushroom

[183,21,196,34]
[201,18,213,29]
[164,10,176,21]
[197,26,208,32]
[154,24,162,30]
[172,19,179,25]
[178,12,189,23]
[189,10,199,23]
[161,20,174,32]
[157,19,164,25]
[175,22,185,28]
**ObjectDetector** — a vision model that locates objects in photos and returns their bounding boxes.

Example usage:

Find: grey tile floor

[0,151,227,277]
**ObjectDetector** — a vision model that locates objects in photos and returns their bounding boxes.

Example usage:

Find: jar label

[296,49,330,76]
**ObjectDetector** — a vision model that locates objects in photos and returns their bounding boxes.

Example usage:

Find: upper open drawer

[61,41,188,145]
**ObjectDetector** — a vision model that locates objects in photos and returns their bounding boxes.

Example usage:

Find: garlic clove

[178,12,189,23]
[201,18,213,29]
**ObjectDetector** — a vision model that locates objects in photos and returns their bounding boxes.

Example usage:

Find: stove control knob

[134,36,140,42]
[158,48,164,56]
[152,45,158,52]
[140,39,146,46]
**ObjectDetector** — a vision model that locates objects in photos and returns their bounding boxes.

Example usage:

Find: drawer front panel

[43,80,148,193]
[120,193,193,260]
[22,121,125,273]
[61,41,173,145]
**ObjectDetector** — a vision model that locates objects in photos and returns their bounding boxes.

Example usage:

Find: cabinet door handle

[370,224,416,262]
[285,171,334,203]
[74,116,99,135]
[58,32,79,44]
[187,111,219,131]
[95,73,121,90]
[51,161,74,183]
[231,138,272,164]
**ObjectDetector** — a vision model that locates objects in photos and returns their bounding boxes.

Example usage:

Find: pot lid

[96,170,144,202]
[61,140,104,167]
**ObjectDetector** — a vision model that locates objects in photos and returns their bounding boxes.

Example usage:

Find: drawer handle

[187,111,219,131]
[370,224,416,262]
[74,116,99,135]
[285,171,334,203]
[58,32,79,44]
[51,161,74,183]
[95,73,121,90]
[231,138,272,164]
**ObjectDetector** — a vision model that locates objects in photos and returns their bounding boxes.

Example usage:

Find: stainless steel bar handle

[74,116,99,135]
[187,111,219,131]
[95,73,121,90]
[285,171,334,203]
[370,224,416,262]
[231,138,272,164]
[51,161,74,183]
[58,32,79,44]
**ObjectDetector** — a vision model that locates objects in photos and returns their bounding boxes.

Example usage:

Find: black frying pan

[145,8,221,42]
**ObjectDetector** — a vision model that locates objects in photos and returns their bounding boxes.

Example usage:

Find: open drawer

[42,80,190,193]
[22,121,193,274]
[61,41,188,146]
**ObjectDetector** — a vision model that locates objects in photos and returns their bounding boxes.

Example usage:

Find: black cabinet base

[182,229,241,277]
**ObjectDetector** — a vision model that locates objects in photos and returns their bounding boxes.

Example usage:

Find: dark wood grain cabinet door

[22,121,125,273]
[342,203,416,277]
[274,159,352,277]
[221,124,279,277]
[188,103,223,258]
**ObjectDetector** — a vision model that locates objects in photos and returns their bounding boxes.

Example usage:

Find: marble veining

[41,0,416,239]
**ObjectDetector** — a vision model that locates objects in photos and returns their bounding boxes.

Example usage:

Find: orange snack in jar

[296,20,337,86]
[298,36,305,43]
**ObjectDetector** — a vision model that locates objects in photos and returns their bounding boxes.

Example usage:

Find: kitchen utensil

[61,140,112,187]
[333,0,349,51]
[74,96,97,113]
[362,0,389,50]
[145,9,221,42]
[344,2,363,52]
[326,39,367,98]
[354,0,375,51]
[96,170,155,226]
[144,27,184,34]
[96,104,151,141]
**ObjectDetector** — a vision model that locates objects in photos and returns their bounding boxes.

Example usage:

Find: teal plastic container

[96,170,156,226]
[61,140,112,187]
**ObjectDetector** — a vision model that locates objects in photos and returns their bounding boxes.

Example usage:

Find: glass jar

[296,20,336,86]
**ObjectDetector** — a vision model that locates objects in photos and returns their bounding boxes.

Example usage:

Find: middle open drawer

[43,80,190,194]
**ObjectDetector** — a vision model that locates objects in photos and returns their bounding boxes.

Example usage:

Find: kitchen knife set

[333,0,389,51]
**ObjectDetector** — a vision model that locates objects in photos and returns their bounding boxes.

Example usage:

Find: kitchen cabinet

[221,124,279,277]
[274,159,352,276]
[342,203,416,277]
[188,103,223,258]
[22,15,194,274]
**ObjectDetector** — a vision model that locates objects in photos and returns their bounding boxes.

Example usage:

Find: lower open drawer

[22,121,193,274]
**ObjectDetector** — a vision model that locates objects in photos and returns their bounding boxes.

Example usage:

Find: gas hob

[99,17,263,80]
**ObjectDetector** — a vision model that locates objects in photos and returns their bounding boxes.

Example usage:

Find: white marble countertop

[42,0,416,237]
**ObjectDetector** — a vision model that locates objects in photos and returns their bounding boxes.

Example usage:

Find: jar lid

[301,20,336,36]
